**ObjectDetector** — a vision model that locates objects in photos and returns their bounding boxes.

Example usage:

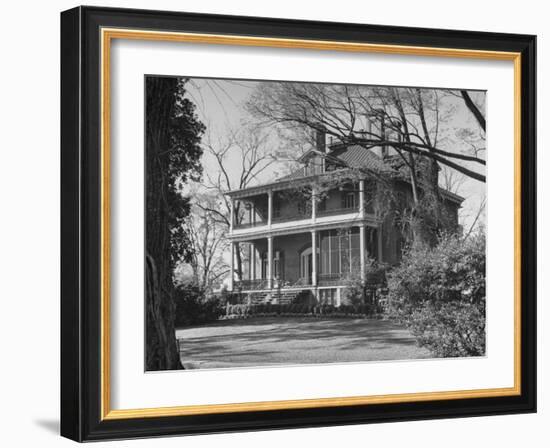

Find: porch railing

[290,277,310,287]
[235,270,386,291]
[318,273,346,286]
[235,278,314,290]
[233,207,360,228]
[317,206,359,218]
[271,212,310,224]
[235,279,268,290]
[234,220,266,230]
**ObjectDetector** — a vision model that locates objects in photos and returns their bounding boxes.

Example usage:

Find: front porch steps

[248,289,300,305]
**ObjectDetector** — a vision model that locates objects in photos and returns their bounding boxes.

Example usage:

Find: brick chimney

[315,128,327,153]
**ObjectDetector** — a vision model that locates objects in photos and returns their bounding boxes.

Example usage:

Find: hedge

[222,302,376,319]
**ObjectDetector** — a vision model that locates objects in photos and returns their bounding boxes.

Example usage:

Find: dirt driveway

[176,317,433,369]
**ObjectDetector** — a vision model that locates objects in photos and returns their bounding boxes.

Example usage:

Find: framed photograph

[60,6,536,441]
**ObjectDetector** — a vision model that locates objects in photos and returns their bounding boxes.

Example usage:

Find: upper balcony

[228,179,376,239]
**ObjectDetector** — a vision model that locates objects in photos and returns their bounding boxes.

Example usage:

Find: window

[304,156,324,176]
[366,228,379,261]
[261,251,284,279]
[329,231,340,274]
[344,192,356,209]
[273,201,281,218]
[299,247,313,283]
[261,252,267,279]
[273,251,284,280]
[319,230,342,275]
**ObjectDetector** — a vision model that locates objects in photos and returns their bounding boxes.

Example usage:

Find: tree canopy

[247,82,486,182]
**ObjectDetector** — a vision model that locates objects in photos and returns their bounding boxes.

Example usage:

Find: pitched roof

[330,145,396,174]
[227,143,465,205]
[277,145,394,182]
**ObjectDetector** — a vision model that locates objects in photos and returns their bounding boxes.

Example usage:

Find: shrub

[293,290,316,306]
[341,258,384,307]
[340,281,365,307]
[386,232,486,357]
[221,296,377,319]
[232,304,251,316]
[409,300,485,357]
[174,284,223,327]
[220,287,245,305]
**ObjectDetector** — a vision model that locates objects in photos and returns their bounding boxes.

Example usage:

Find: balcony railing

[317,206,359,218]
[234,220,266,230]
[233,207,363,229]
[271,212,310,224]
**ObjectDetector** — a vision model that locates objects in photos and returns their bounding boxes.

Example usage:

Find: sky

[184,77,486,232]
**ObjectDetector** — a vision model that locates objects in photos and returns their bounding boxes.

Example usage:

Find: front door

[300,248,313,284]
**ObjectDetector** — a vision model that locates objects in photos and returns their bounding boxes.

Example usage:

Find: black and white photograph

[145,76,487,371]
[0,0,542,444]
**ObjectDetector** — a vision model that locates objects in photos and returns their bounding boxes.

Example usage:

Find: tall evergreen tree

[145,77,205,370]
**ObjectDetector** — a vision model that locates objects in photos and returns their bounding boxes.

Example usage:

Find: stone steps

[248,290,300,305]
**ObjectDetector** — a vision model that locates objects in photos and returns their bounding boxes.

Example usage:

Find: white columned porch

[359,180,365,218]
[229,198,235,233]
[267,236,273,289]
[378,225,383,262]
[359,225,366,281]
[311,230,317,286]
[311,187,317,223]
[249,242,256,280]
[229,241,235,291]
[267,190,273,228]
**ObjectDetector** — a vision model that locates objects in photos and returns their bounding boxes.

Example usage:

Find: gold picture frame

[61,6,536,441]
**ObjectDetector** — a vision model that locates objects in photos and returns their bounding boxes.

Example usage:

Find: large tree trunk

[146,255,181,370]
[145,77,183,371]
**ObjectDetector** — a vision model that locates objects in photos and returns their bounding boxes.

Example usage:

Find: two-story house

[225,132,464,306]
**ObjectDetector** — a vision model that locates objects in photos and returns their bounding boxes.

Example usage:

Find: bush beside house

[386,232,486,357]
[173,284,224,327]
[339,260,386,314]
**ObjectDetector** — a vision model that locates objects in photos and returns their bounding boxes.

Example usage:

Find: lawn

[176,317,433,369]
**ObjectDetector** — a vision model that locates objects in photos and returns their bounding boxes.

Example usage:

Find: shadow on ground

[33,419,59,435]
[176,317,434,369]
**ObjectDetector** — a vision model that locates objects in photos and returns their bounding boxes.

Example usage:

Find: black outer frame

[60,6,536,442]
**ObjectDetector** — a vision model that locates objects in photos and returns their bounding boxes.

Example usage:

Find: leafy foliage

[223,302,373,319]
[340,258,385,309]
[292,289,316,306]
[167,79,206,266]
[386,232,486,357]
[173,284,224,328]
[407,300,485,357]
